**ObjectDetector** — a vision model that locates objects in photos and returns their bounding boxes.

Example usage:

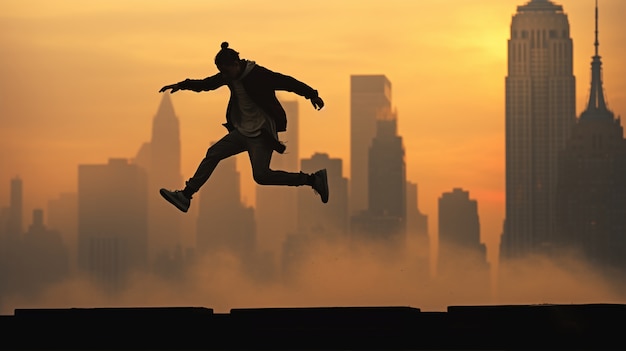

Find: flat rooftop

[1,304,624,349]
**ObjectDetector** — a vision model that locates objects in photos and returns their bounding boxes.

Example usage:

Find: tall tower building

[7,176,23,237]
[350,75,392,217]
[437,188,490,303]
[255,99,299,259]
[369,114,406,221]
[406,181,430,278]
[22,208,70,292]
[78,158,149,293]
[351,108,406,246]
[134,94,184,263]
[555,1,626,272]
[283,152,349,278]
[438,188,487,272]
[298,152,349,239]
[47,192,78,273]
[500,0,576,259]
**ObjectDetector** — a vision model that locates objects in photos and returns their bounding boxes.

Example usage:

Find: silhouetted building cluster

[78,158,149,293]
[0,177,70,306]
[500,0,626,285]
[0,76,440,308]
[553,1,626,277]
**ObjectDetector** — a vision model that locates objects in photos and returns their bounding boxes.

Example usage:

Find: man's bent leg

[247,135,308,186]
[183,130,247,195]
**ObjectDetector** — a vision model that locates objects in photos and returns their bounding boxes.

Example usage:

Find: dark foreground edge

[0,304,624,350]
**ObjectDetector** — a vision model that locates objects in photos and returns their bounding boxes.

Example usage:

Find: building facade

[554,1,626,273]
[134,93,184,263]
[500,0,576,259]
[78,158,149,293]
[351,109,406,247]
[350,75,392,217]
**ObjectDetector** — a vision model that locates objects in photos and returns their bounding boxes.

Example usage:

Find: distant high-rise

[369,115,406,221]
[78,158,148,293]
[406,181,430,277]
[555,1,626,272]
[500,0,576,259]
[255,99,299,259]
[350,75,392,217]
[437,188,490,304]
[298,152,349,239]
[7,176,23,237]
[438,188,487,272]
[22,208,70,292]
[134,94,184,263]
[47,192,78,273]
[406,181,428,240]
[283,152,349,279]
[351,108,406,246]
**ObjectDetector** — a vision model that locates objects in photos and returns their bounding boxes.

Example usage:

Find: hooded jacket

[177,60,319,153]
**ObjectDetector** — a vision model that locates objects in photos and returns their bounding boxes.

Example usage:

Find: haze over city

[1,0,626,313]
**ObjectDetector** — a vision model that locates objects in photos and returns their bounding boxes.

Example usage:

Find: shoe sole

[318,169,329,204]
[159,189,189,213]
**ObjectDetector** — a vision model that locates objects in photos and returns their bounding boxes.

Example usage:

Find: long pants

[184,129,309,194]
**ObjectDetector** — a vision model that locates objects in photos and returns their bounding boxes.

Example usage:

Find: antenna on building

[594,0,599,57]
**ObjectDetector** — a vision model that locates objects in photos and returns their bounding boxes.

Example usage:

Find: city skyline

[2,1,625,267]
[1,0,626,308]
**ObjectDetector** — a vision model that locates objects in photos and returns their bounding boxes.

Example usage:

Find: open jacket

[177,60,319,153]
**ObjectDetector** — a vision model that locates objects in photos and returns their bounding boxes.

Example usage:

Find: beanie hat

[214,42,240,66]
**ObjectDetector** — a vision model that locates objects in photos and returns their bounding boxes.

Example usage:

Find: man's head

[215,42,241,80]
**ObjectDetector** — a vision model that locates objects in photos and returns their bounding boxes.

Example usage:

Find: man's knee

[253,170,272,185]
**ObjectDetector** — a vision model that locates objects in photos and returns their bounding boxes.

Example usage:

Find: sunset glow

[1,0,626,310]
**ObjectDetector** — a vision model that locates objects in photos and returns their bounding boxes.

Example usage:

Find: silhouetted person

[158,42,329,213]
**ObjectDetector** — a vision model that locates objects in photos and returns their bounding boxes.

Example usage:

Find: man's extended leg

[160,130,247,212]
[246,135,329,203]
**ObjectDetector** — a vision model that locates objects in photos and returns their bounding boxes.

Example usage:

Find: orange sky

[1,0,625,267]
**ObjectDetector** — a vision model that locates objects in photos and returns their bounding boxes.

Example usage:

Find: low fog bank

[2,237,625,315]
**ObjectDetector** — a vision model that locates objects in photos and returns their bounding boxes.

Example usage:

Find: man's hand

[159,83,180,93]
[310,96,324,110]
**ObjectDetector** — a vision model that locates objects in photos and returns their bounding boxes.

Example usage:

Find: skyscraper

[500,0,576,259]
[283,152,349,279]
[406,181,430,278]
[351,108,406,246]
[7,176,23,237]
[78,158,148,293]
[555,1,626,272]
[298,152,349,239]
[350,75,392,217]
[47,192,78,273]
[21,208,69,292]
[437,188,490,304]
[134,93,184,263]
[438,188,487,273]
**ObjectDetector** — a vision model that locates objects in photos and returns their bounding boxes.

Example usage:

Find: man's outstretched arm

[267,70,324,110]
[159,74,227,93]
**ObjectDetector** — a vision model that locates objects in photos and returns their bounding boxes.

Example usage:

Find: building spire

[155,92,177,121]
[581,0,613,120]
[594,0,599,57]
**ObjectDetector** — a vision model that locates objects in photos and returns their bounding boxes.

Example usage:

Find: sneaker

[159,188,190,213]
[312,169,329,204]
